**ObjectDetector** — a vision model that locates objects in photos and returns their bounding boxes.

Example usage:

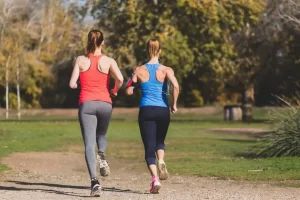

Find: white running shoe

[158,160,169,180]
[90,179,101,197]
[97,153,110,177]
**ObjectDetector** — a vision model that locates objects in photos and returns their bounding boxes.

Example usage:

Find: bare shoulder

[134,65,146,73]
[102,55,116,64]
[76,55,86,62]
[161,65,174,74]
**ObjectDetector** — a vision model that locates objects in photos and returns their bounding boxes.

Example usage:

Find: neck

[148,56,159,64]
[92,48,102,56]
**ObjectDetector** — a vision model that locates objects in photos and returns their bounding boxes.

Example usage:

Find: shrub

[258,95,300,157]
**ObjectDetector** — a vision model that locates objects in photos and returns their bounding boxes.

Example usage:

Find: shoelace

[100,160,108,165]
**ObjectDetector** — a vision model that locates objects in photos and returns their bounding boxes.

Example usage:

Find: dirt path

[1,152,300,200]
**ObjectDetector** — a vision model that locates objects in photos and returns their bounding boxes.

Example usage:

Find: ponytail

[86,30,104,57]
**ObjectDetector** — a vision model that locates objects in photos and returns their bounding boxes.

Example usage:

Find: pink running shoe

[149,176,161,194]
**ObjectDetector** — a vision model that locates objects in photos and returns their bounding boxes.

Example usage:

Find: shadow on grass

[209,128,274,139]
[218,138,257,143]
[234,152,261,159]
[2,180,141,197]
[214,138,263,159]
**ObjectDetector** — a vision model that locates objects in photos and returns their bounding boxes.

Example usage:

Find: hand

[171,105,177,114]
[110,89,117,98]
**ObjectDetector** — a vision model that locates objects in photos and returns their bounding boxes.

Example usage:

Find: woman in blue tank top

[126,39,179,194]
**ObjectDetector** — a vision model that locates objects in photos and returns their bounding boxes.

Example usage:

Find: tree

[0,0,92,111]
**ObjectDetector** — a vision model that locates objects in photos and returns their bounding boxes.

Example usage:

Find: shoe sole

[100,166,110,177]
[151,184,161,194]
[98,155,110,177]
[158,164,169,180]
[90,185,101,197]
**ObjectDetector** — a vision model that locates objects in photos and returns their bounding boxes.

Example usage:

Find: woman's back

[78,54,112,104]
[139,63,168,107]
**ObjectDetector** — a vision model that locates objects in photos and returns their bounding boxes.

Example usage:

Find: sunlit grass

[0,108,298,181]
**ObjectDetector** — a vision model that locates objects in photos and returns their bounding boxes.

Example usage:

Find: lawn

[0,107,299,181]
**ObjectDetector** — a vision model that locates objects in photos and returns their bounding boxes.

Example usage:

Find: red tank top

[79,54,112,105]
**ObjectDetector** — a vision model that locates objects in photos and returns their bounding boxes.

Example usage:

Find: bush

[258,95,300,157]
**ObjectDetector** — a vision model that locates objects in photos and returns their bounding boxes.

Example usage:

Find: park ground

[1,107,300,200]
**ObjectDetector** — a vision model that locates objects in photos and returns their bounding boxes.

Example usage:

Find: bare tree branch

[277,0,300,26]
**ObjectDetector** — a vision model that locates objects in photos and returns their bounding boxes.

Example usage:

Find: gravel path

[1,152,300,200]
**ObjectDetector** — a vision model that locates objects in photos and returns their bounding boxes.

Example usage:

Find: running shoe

[158,160,169,180]
[150,176,161,194]
[97,152,110,177]
[90,178,101,197]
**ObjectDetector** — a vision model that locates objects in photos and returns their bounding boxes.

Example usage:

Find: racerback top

[139,63,168,107]
[79,54,112,105]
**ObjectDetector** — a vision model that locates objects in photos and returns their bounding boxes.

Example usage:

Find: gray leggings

[78,101,112,179]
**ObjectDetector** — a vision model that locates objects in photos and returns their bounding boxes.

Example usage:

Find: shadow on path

[0,180,142,198]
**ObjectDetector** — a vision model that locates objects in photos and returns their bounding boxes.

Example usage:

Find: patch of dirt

[1,152,87,176]
[1,151,300,200]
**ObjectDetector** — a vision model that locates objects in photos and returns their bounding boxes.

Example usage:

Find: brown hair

[86,30,104,56]
[146,39,160,58]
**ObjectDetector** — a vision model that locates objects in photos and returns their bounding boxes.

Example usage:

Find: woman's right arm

[69,57,80,89]
[166,67,179,113]
[125,68,138,96]
[110,59,124,97]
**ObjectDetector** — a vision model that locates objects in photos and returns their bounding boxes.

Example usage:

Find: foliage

[0,0,90,108]
[2,93,26,109]
[90,0,266,106]
[258,94,300,157]
[1,0,300,107]
[175,0,266,103]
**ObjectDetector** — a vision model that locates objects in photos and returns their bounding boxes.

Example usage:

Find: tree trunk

[16,56,21,120]
[242,85,254,122]
[37,31,45,57]
[5,54,11,120]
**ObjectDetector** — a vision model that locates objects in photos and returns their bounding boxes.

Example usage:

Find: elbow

[173,84,179,91]
[69,82,77,89]
[118,79,124,88]
[115,76,124,86]
[119,76,124,85]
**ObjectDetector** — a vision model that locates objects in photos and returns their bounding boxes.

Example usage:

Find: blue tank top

[139,63,168,107]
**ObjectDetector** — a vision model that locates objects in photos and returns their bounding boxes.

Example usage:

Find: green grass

[105,121,300,181]
[0,122,82,170]
[0,106,274,122]
[0,108,298,181]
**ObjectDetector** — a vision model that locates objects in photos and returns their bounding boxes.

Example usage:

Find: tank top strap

[90,54,105,70]
[145,63,160,82]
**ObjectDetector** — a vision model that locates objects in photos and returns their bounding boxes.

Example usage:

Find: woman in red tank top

[69,30,123,197]
[78,53,112,104]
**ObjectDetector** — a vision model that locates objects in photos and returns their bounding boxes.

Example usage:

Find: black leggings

[138,106,170,166]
